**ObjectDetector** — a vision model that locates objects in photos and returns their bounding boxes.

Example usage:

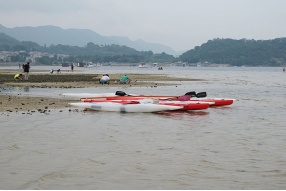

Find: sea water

[0,66,285,189]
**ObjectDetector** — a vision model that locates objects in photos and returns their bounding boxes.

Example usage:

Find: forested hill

[179,38,286,66]
[0,24,177,55]
[1,32,286,66]
[0,32,175,63]
[0,32,42,51]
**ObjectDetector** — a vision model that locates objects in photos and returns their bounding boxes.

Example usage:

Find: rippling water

[0,66,286,189]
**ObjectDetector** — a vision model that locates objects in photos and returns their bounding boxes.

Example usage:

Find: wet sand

[0,94,73,114]
[0,69,204,113]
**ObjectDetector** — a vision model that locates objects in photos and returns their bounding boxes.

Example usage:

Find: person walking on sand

[23,62,30,80]
[283,68,285,72]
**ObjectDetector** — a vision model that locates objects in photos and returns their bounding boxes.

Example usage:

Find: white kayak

[61,93,135,99]
[62,92,235,106]
[61,92,174,99]
[69,102,183,113]
[82,98,214,105]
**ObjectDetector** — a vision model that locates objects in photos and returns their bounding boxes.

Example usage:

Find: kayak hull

[69,102,183,113]
[63,92,235,107]
[82,99,211,111]
[161,103,210,110]
[190,98,235,106]
[62,93,176,100]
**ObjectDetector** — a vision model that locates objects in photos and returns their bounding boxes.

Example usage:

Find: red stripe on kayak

[162,103,209,110]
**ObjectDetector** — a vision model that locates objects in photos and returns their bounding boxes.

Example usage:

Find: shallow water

[0,66,286,189]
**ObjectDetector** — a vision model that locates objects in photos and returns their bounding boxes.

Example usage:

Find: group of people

[14,62,30,81]
[50,69,61,74]
[99,74,131,85]
[14,62,132,85]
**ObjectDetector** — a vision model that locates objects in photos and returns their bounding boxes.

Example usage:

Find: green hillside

[179,38,286,66]
[1,32,286,66]
[0,33,176,63]
[0,32,42,51]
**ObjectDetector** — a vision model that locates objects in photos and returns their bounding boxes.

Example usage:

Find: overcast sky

[0,0,286,52]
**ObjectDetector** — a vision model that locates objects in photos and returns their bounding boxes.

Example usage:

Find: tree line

[0,33,176,64]
[1,32,286,66]
[179,38,286,66]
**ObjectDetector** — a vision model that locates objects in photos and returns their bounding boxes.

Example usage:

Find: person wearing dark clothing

[23,62,30,80]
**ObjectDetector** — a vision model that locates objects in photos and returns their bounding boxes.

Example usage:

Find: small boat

[61,63,70,67]
[190,98,235,106]
[85,63,101,67]
[61,93,177,100]
[61,93,129,99]
[85,63,96,68]
[69,102,183,113]
[107,96,234,107]
[138,63,150,68]
[82,99,212,111]
[62,91,235,107]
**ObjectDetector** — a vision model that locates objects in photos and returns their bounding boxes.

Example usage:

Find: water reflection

[156,110,209,118]
[13,86,30,92]
[23,86,29,92]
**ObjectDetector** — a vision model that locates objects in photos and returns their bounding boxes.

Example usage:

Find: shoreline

[0,69,205,113]
[0,69,203,88]
[0,94,73,114]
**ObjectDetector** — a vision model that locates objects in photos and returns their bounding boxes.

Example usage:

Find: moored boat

[69,102,183,113]
[190,98,235,106]
[82,99,212,110]
[63,91,235,107]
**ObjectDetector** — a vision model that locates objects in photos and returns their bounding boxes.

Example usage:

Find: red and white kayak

[80,96,178,102]
[190,97,235,106]
[160,102,210,110]
[62,92,235,107]
[61,93,119,99]
[87,96,234,107]
[82,99,211,111]
[62,92,177,100]
[69,102,183,113]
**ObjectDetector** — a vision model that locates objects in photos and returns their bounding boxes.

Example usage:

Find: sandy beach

[0,69,203,113]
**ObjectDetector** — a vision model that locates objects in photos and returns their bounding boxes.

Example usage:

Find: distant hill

[0,24,177,55]
[0,32,19,45]
[0,33,176,64]
[0,32,42,51]
[179,38,286,66]
[2,27,286,66]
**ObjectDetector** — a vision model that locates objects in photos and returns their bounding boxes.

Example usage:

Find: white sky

[0,0,286,52]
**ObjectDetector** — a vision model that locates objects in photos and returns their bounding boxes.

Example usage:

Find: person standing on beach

[23,62,30,80]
